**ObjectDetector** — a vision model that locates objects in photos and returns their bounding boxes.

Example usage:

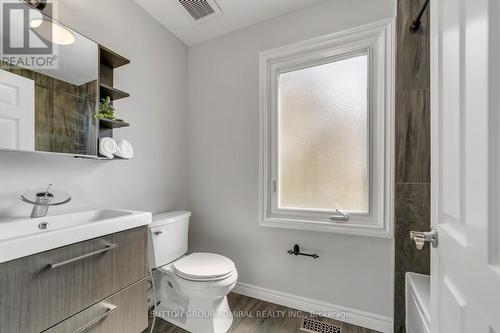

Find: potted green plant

[94,96,125,122]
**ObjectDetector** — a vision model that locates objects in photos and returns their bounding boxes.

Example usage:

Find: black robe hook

[410,0,430,33]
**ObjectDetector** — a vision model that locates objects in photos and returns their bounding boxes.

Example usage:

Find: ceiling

[133,0,325,45]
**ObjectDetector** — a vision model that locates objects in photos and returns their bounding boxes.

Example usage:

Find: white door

[0,69,35,151]
[430,0,500,332]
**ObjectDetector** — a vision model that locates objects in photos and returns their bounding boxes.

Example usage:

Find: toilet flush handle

[154,231,164,236]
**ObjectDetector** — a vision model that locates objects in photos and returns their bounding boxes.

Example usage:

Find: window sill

[260,216,394,239]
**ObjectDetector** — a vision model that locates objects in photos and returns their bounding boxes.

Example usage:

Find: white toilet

[148,211,238,333]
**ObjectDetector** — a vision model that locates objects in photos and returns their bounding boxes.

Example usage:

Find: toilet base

[156,295,233,333]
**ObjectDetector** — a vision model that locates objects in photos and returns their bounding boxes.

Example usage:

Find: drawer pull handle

[72,303,118,333]
[49,244,118,269]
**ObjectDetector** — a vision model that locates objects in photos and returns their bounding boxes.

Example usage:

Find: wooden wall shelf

[100,46,130,69]
[98,45,131,149]
[99,118,130,129]
[100,83,130,101]
[75,155,129,161]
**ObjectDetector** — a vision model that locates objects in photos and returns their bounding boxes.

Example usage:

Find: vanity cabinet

[44,279,148,333]
[0,227,149,333]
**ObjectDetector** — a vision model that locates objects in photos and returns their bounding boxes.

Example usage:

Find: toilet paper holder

[287,244,319,259]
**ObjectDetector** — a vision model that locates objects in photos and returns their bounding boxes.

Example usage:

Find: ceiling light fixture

[30,18,76,46]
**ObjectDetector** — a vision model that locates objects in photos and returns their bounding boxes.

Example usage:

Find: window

[278,53,369,213]
[259,20,395,237]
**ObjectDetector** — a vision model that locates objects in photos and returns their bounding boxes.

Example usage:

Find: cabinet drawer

[44,279,149,333]
[0,227,148,333]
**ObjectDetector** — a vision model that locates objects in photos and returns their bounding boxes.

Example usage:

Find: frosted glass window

[277,54,369,213]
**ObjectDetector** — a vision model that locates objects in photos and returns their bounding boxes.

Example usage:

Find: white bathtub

[406,272,430,333]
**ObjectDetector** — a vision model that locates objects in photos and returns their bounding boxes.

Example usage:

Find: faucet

[18,184,72,218]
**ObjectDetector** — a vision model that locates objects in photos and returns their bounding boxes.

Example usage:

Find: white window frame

[259,19,395,238]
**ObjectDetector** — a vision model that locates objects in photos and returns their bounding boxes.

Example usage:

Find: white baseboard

[233,282,393,333]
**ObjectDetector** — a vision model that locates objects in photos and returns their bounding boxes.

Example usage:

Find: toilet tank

[148,211,191,268]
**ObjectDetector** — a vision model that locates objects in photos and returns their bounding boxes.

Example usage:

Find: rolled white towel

[115,140,134,159]
[99,137,117,159]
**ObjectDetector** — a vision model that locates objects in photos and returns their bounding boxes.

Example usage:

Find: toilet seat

[173,252,236,282]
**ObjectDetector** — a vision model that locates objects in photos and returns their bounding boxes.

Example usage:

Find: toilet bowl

[406,272,430,333]
[148,211,238,333]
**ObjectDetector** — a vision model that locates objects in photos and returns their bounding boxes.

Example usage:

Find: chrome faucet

[18,184,72,218]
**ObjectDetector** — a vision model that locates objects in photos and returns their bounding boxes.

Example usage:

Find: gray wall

[187,0,396,321]
[0,0,188,217]
[394,0,431,332]
[0,1,428,330]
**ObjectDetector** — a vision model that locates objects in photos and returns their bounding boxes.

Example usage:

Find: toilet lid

[173,253,235,281]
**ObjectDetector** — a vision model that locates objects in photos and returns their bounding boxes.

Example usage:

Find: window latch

[329,209,349,222]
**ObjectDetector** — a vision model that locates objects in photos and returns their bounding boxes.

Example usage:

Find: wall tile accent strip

[394,0,431,332]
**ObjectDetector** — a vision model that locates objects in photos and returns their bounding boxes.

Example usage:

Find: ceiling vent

[178,0,222,21]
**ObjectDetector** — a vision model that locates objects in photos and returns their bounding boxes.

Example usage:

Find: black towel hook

[287,244,319,259]
[410,0,430,33]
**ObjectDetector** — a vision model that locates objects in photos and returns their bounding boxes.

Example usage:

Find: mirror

[0,0,98,156]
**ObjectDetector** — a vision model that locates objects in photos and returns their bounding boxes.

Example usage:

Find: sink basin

[0,209,151,263]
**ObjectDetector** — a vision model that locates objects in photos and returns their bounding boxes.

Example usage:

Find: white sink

[0,209,152,263]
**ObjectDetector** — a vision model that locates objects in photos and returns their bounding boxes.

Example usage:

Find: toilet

[148,211,238,333]
[405,272,430,333]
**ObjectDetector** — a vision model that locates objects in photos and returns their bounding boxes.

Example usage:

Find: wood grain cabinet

[44,279,148,333]
[0,227,149,333]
